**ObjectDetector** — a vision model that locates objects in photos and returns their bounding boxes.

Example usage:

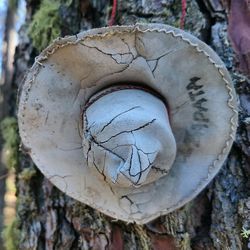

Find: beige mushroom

[18,23,238,224]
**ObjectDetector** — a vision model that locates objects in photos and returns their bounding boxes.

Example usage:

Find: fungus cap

[18,23,238,224]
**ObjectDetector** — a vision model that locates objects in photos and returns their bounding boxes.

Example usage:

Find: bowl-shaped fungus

[18,24,238,224]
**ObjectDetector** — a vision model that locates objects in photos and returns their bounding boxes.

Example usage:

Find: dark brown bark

[10,0,250,249]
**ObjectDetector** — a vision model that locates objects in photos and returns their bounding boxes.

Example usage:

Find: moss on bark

[0,117,19,170]
[28,0,73,51]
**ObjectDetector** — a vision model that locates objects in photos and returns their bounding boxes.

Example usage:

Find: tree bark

[10,0,249,249]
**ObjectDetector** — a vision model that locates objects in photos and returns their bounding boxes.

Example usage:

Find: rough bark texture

[9,0,250,249]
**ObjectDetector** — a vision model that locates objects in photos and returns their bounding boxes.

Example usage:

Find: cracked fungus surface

[82,89,176,188]
[18,24,238,224]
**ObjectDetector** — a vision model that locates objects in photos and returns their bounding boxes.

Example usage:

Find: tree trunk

[8,0,249,249]
[0,1,18,248]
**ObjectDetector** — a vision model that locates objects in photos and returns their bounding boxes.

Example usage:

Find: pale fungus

[18,23,238,224]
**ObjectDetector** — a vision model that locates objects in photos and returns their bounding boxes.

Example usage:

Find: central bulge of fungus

[82,88,177,188]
